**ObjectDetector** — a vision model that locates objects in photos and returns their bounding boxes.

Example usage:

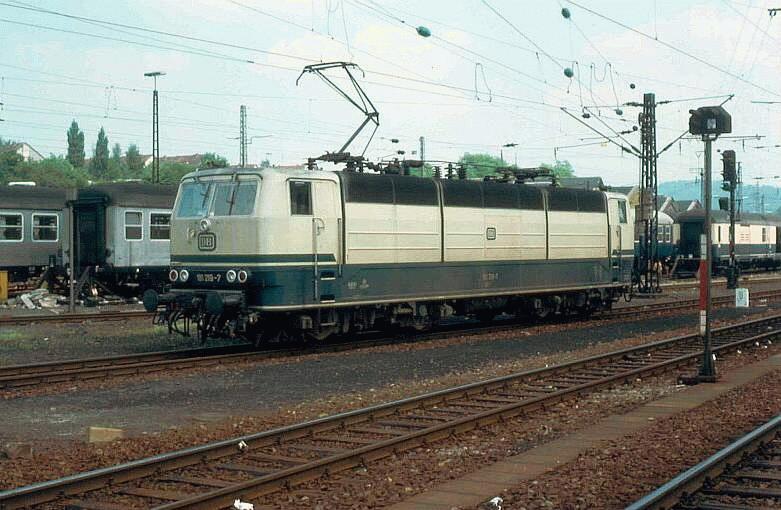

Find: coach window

[0,213,22,241]
[125,211,143,241]
[618,200,628,224]
[150,213,171,240]
[290,181,312,215]
[32,214,58,241]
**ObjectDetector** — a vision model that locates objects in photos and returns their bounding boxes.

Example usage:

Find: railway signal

[721,150,740,289]
[687,105,732,383]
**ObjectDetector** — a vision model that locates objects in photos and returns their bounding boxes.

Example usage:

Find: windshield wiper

[227,173,238,215]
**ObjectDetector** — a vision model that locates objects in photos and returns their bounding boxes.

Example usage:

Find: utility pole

[419,136,425,162]
[637,93,659,293]
[144,71,165,184]
[240,105,247,168]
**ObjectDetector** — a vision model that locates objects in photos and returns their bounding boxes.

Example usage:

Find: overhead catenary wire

[563,0,781,98]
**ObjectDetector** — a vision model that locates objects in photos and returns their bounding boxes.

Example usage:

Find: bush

[0,156,90,187]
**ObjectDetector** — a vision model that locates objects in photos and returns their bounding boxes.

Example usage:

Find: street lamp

[686,105,731,383]
[144,71,165,183]
[501,142,517,163]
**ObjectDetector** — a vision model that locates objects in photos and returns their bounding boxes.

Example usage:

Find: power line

[480,0,563,70]
[0,1,314,63]
[721,0,781,46]
[563,0,781,98]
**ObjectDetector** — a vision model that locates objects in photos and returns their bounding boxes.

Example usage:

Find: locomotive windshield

[176,177,259,218]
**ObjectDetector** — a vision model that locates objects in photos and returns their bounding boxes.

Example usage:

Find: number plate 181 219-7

[196,273,221,283]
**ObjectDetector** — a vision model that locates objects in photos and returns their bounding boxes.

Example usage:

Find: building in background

[0,142,44,162]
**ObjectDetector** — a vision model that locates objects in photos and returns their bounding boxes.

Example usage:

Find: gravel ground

[1,307,779,493]
[246,344,781,509]
[489,365,781,509]
[0,299,777,442]
[1,277,778,367]
[0,320,239,366]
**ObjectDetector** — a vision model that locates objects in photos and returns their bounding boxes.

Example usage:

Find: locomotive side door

[311,180,342,302]
[608,198,631,281]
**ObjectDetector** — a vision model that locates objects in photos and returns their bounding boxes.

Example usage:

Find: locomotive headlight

[179,269,190,282]
[168,269,179,282]
[199,218,211,232]
[226,269,237,283]
[237,270,249,283]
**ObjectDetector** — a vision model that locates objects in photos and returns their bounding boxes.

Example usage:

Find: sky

[0,0,779,186]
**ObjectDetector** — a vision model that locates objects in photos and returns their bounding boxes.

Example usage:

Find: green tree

[66,120,85,168]
[540,160,575,178]
[108,142,126,179]
[90,127,110,180]
[0,156,90,187]
[0,137,16,147]
[125,144,145,178]
[0,150,23,182]
[458,153,508,179]
[151,162,196,184]
[201,152,228,169]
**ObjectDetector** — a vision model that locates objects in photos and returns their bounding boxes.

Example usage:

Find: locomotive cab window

[150,213,171,240]
[125,211,143,241]
[0,213,22,241]
[618,200,628,224]
[212,180,258,216]
[32,213,58,241]
[290,181,312,215]
[176,181,212,218]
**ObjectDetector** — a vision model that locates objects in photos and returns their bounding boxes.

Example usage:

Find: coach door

[73,200,106,270]
[312,180,341,302]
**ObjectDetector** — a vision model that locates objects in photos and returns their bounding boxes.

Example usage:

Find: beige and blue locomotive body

[150,166,634,341]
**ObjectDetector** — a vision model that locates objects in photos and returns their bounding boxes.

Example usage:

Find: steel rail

[0,344,255,388]
[626,413,781,510]
[4,289,780,391]
[0,310,151,326]
[2,282,781,327]
[1,314,779,509]
[607,288,781,317]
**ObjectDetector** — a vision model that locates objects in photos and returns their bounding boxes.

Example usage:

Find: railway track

[0,344,254,389]
[2,314,780,509]
[627,413,781,510]
[2,283,780,327]
[609,288,781,317]
[0,310,151,326]
[3,288,781,392]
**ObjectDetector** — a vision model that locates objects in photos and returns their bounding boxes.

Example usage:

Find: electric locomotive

[144,165,634,344]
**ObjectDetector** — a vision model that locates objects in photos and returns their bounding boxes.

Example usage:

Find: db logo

[197,232,216,251]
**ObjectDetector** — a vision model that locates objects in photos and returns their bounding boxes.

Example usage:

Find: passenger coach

[0,185,66,282]
[72,183,177,293]
[146,167,634,343]
[675,209,781,275]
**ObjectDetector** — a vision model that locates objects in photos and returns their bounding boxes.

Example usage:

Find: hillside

[658,180,781,215]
